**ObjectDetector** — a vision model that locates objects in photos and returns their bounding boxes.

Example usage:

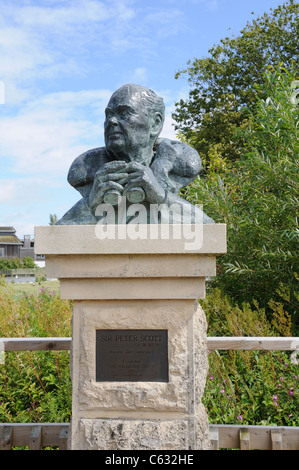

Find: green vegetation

[0,257,36,270]
[202,288,299,426]
[180,67,299,326]
[173,1,299,425]
[174,2,299,326]
[173,0,298,169]
[0,0,298,433]
[0,279,72,423]
[0,279,298,426]
[49,214,59,225]
[7,280,60,299]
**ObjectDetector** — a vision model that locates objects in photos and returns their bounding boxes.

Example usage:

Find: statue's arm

[67,147,112,197]
[56,198,98,225]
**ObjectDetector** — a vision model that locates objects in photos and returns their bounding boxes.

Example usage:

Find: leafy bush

[0,281,72,423]
[202,288,299,426]
[0,257,36,270]
[22,257,35,269]
[0,258,17,270]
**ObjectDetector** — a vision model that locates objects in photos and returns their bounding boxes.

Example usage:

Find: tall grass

[0,278,72,423]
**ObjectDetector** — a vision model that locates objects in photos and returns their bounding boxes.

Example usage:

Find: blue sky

[0,0,285,238]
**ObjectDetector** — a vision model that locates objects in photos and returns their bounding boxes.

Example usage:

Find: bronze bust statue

[57,84,213,225]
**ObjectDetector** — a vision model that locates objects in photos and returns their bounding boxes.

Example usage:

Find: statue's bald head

[109,84,165,140]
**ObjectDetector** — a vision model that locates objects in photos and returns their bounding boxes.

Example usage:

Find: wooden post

[29,426,42,450]
[271,430,283,450]
[59,427,69,450]
[0,426,12,450]
[240,429,250,450]
[210,427,219,450]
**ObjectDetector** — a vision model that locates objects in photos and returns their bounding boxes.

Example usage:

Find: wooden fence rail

[1,336,299,450]
[1,336,299,351]
[207,336,299,351]
[209,424,299,450]
[0,423,69,450]
[1,423,299,450]
[0,337,71,351]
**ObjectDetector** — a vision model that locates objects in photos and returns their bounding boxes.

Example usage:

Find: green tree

[22,256,35,268]
[173,0,299,171]
[49,214,58,225]
[182,67,299,326]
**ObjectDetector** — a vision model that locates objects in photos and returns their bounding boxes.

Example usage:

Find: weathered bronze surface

[96,329,168,382]
[57,84,214,225]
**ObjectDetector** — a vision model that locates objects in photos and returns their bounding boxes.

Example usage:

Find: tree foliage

[0,257,35,270]
[49,213,58,225]
[181,67,299,326]
[173,0,299,170]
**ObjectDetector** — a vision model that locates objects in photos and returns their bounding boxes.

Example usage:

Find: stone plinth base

[70,299,210,450]
[77,410,210,450]
[34,224,226,450]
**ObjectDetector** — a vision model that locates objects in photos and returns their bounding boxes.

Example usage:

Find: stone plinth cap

[34,224,226,255]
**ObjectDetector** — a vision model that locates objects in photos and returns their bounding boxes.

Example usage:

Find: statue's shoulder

[67,147,112,197]
[152,138,201,193]
[155,138,201,175]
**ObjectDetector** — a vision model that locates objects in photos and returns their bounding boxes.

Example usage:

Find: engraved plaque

[96,329,168,382]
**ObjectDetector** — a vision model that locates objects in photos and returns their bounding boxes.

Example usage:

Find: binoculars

[103,187,145,205]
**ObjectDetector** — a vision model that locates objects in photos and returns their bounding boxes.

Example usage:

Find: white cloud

[160,112,177,140]
[0,116,80,174]
[0,2,124,87]
[14,1,111,28]
[0,0,202,237]
[129,67,148,85]
[0,80,189,182]
[0,1,190,92]
[0,88,112,177]
[0,27,52,80]
[205,0,219,11]
[0,171,82,237]
[0,180,16,203]
[0,82,4,104]
[162,0,218,10]
[23,89,111,122]
[141,8,185,39]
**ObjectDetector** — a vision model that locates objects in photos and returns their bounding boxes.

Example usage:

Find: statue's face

[104,86,153,162]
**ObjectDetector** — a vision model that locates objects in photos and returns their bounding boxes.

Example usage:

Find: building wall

[20,247,35,259]
[1,244,21,258]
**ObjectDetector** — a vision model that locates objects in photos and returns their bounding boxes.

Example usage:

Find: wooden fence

[0,269,36,276]
[0,423,68,450]
[2,336,299,351]
[1,422,298,450]
[1,336,299,450]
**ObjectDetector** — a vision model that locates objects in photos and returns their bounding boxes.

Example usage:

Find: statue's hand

[88,160,128,211]
[123,162,166,205]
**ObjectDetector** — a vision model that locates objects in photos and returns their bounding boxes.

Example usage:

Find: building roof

[0,226,16,233]
[0,235,22,245]
[0,226,22,245]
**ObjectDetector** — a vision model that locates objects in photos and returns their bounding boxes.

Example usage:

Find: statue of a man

[57,84,213,225]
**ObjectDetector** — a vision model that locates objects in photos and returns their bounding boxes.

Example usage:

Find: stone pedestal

[35,224,226,450]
